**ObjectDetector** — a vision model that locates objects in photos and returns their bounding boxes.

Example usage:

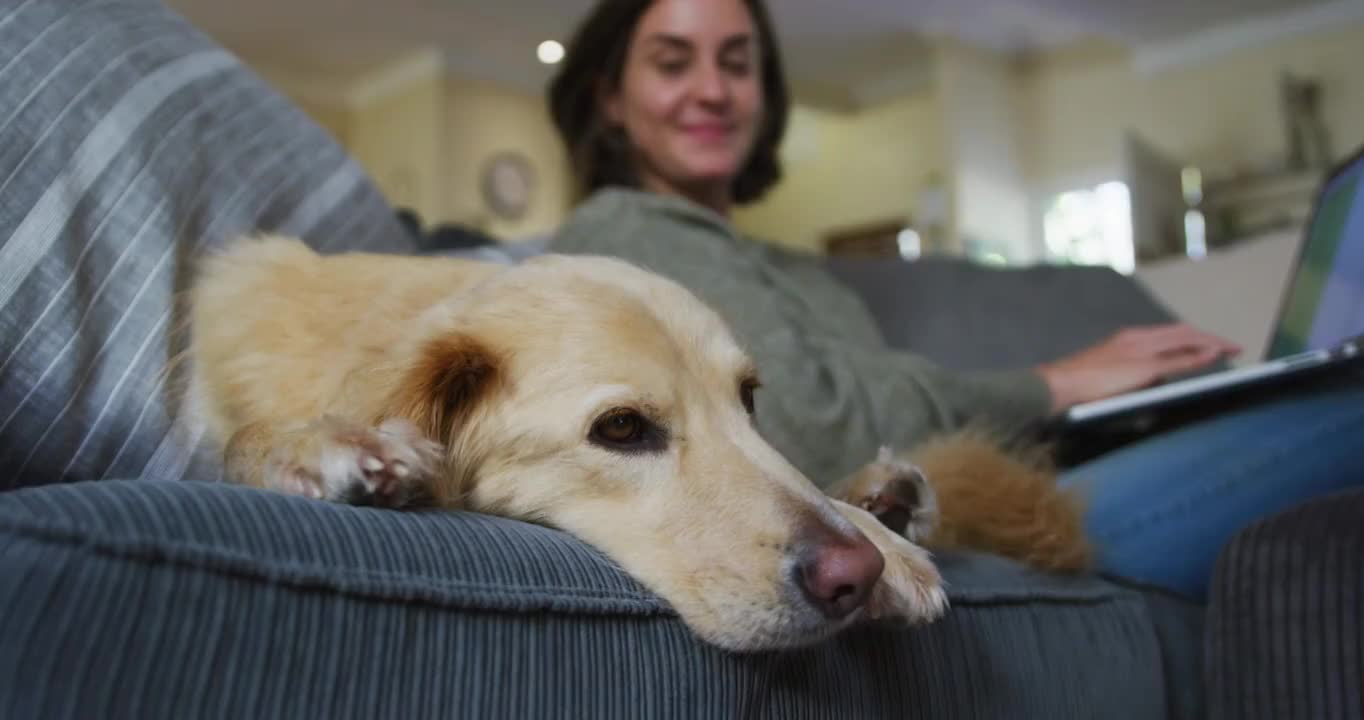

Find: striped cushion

[0,0,416,489]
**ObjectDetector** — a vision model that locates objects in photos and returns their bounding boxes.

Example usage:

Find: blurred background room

[167,0,1364,361]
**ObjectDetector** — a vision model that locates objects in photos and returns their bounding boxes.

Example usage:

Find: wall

[347,77,446,224]
[245,54,572,241]
[441,76,572,240]
[1020,21,1364,189]
[250,56,449,226]
[243,18,1364,258]
[733,94,946,252]
[934,42,1034,262]
[739,42,1034,261]
[290,97,352,147]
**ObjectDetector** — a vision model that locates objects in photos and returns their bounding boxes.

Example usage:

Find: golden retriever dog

[186,234,948,652]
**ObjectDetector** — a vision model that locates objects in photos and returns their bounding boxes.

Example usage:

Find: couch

[0,1,1354,718]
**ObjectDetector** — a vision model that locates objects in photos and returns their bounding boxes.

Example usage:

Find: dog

[185,234,948,653]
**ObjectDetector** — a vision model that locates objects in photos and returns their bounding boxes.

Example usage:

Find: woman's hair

[547,0,790,206]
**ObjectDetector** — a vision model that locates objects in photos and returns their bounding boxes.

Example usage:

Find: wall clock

[480,151,535,221]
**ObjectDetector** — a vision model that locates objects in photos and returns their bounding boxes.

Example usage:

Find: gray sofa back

[825,256,1182,371]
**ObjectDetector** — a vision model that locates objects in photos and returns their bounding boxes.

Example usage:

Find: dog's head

[382,254,887,651]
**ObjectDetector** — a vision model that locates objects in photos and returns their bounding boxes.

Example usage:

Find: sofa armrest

[1205,488,1364,720]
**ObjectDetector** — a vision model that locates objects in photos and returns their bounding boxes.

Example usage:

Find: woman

[543,0,1364,599]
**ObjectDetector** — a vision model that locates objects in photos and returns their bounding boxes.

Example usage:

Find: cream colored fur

[186,234,946,652]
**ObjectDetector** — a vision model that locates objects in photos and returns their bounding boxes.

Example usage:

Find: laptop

[1058,144,1364,432]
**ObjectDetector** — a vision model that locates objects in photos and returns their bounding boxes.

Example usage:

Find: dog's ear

[386,333,503,444]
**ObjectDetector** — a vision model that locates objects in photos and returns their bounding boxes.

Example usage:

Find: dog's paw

[268,416,444,508]
[865,536,948,626]
[846,447,939,543]
[829,498,948,627]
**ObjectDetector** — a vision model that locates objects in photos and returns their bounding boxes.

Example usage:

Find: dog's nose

[796,530,885,619]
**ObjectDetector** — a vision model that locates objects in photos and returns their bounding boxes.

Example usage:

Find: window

[1182,166,1207,259]
[895,228,922,260]
[1184,209,1207,259]
[1042,181,1134,274]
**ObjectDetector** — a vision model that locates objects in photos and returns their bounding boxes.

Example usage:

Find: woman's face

[603,0,764,207]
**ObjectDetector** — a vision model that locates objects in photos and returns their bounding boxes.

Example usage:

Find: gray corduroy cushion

[0,479,1203,719]
[1206,488,1364,720]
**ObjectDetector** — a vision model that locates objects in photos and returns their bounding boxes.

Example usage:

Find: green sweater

[549,187,1054,486]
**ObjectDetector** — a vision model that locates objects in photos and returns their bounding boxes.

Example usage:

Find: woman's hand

[1036,323,1242,411]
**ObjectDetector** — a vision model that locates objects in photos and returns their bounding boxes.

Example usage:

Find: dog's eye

[739,378,760,415]
[597,412,642,443]
[590,409,665,452]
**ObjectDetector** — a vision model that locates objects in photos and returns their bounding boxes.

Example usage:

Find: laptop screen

[1267,150,1364,358]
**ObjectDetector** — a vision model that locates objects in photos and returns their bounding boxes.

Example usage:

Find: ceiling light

[537,40,564,65]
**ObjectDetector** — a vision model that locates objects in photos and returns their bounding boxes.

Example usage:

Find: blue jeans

[1057,379,1364,601]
